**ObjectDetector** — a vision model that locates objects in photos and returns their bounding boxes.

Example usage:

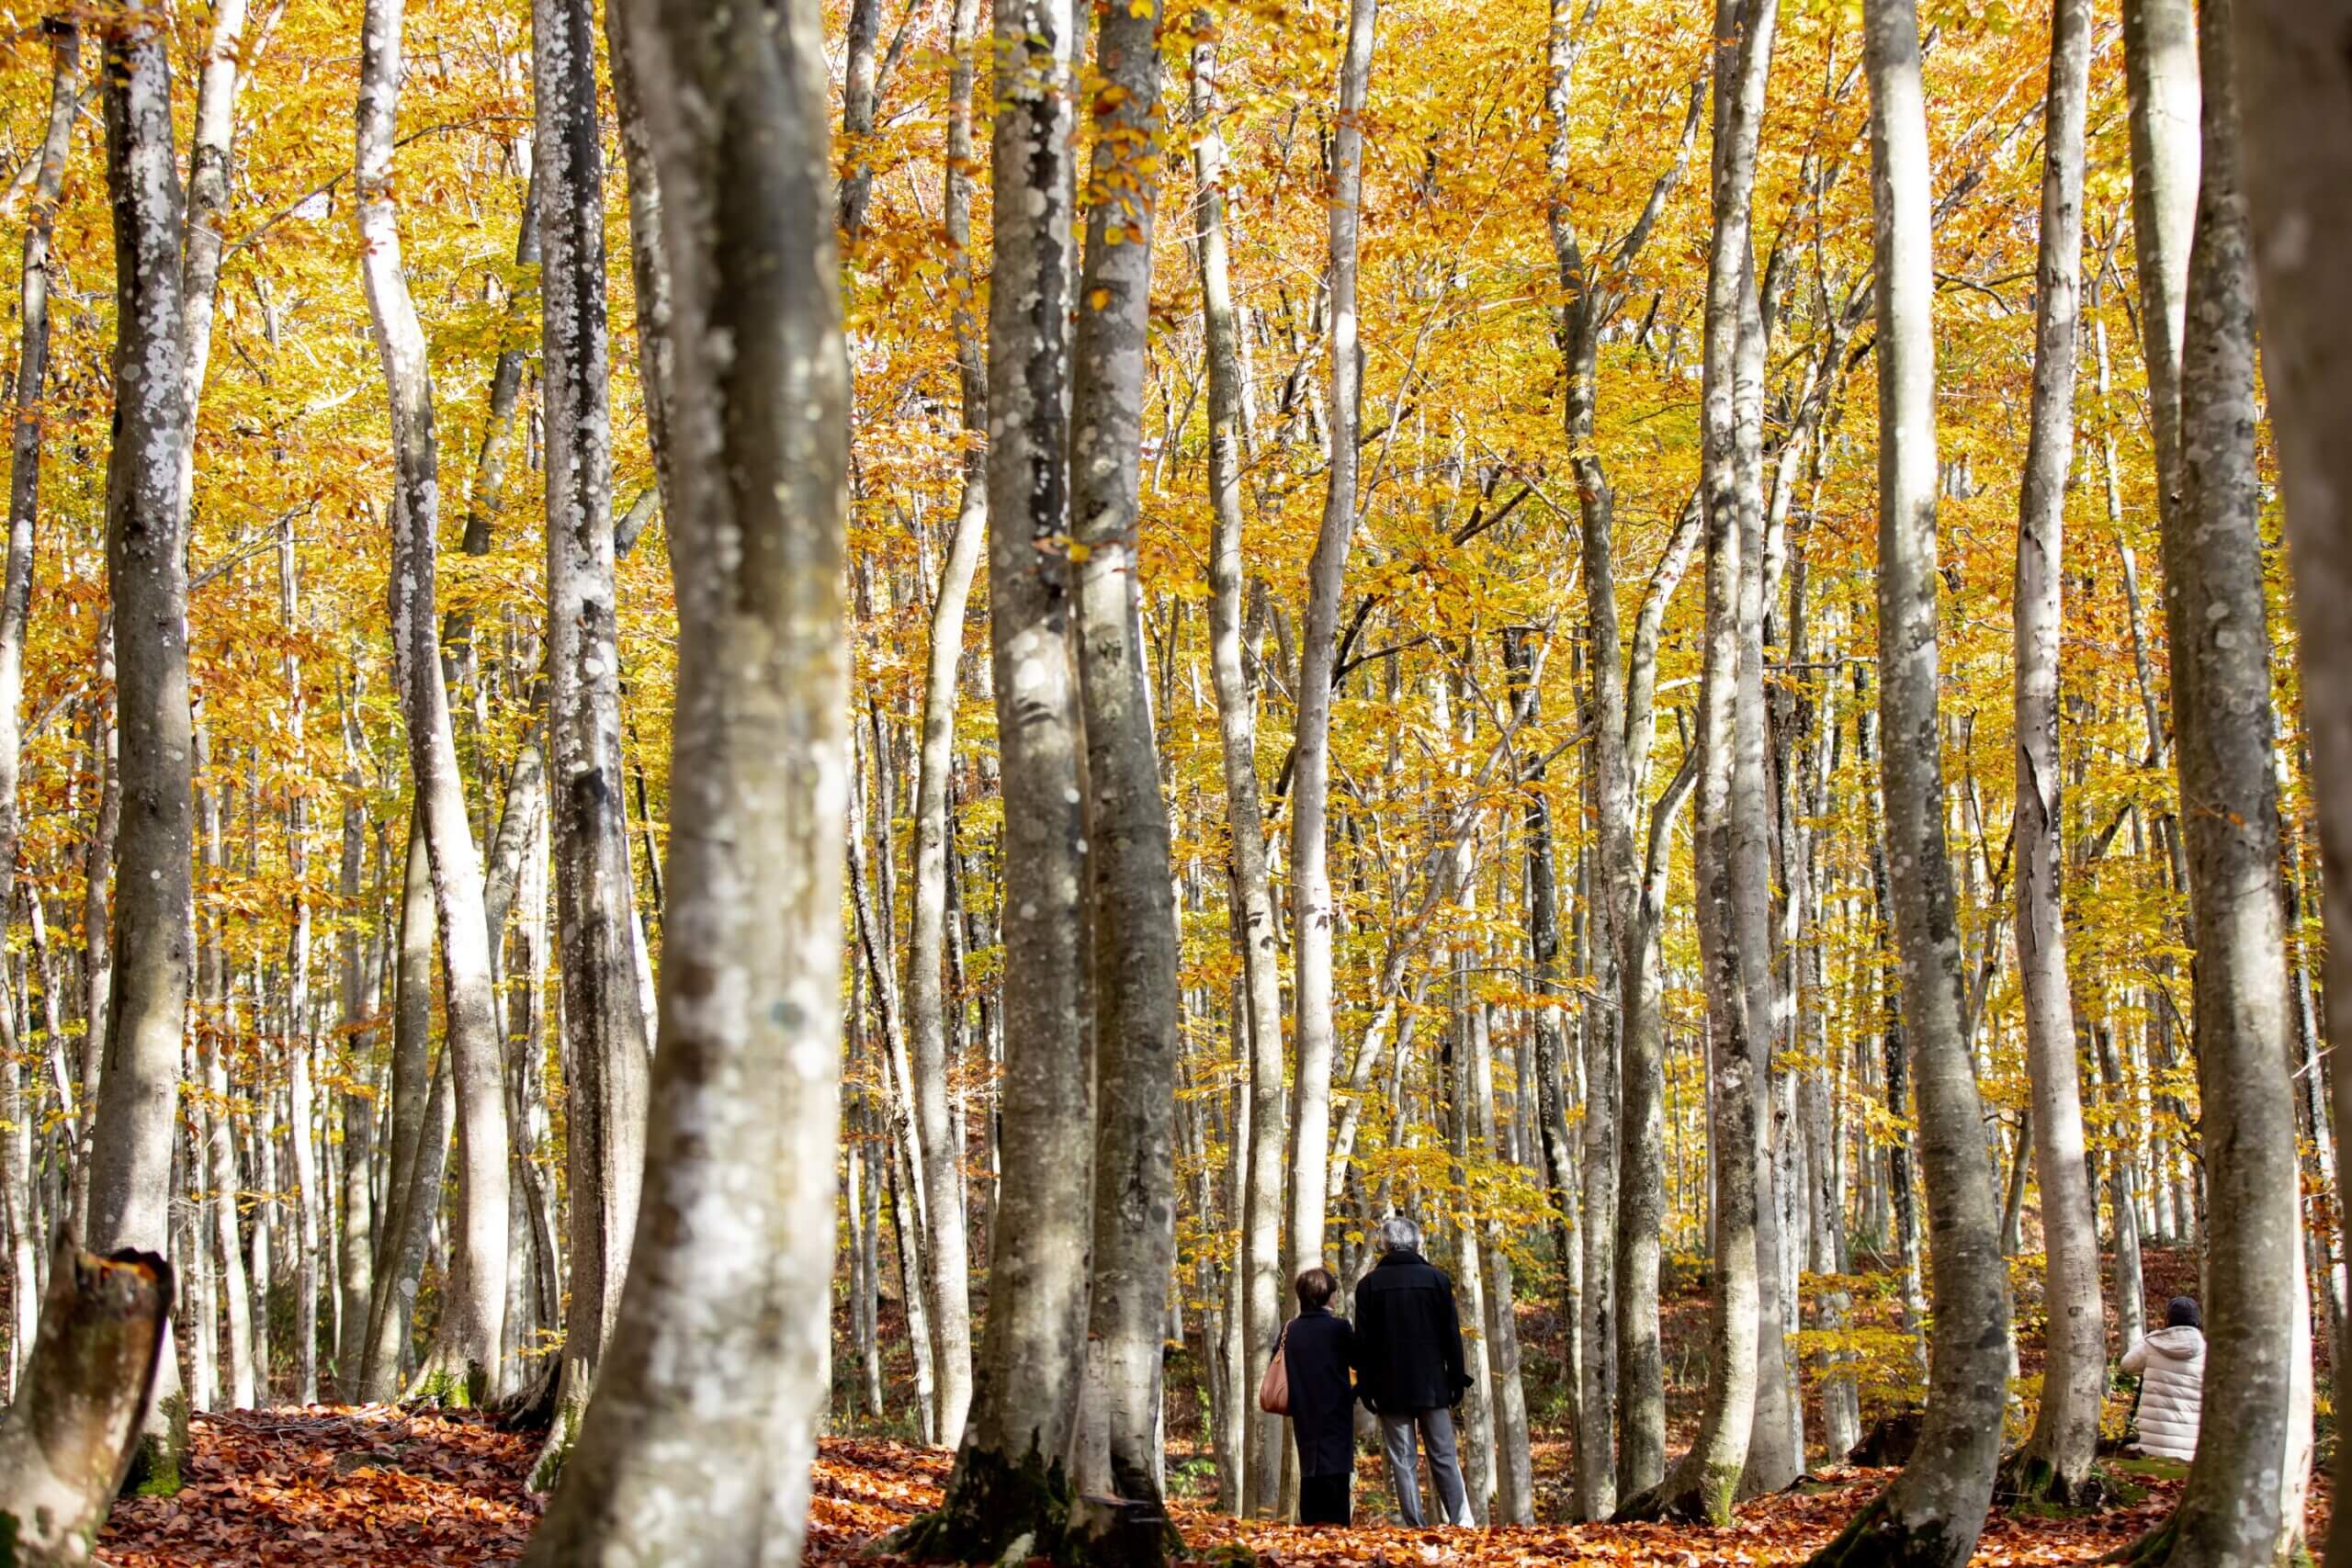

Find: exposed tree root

[1802,1484,1968,1568]
[876,1444,1072,1565]
[1612,1458,1741,1527]
[492,1357,561,1432]
[1995,1450,2106,1512]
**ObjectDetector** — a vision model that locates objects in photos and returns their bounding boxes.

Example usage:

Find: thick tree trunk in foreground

[895,0,1092,1553]
[356,0,510,1399]
[2233,5,2352,1566]
[86,1,195,1285]
[2134,7,2305,1565]
[521,0,848,1559]
[529,0,651,1488]
[1069,0,1182,1518]
[1808,4,2010,1562]
[0,1239,171,1565]
[902,0,984,1447]
[1618,0,1771,1528]
[1285,0,1377,1277]
[2006,0,2104,1506]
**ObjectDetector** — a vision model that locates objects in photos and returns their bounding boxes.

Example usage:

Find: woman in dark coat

[1278,1265,1359,1526]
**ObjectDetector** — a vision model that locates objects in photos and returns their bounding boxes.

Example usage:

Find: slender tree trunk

[603,0,673,518]
[1618,0,1773,1527]
[334,742,375,1393]
[356,0,510,1398]
[522,0,848,1556]
[359,808,449,1401]
[0,21,78,1079]
[1285,0,1377,1278]
[529,0,652,1486]
[2233,3,2352,1562]
[2133,8,2306,1564]
[1192,31,1288,1517]
[2005,0,2102,1505]
[1069,0,1182,1518]
[2124,0,2199,535]
[1808,6,2010,1562]
[86,0,194,1280]
[901,0,985,1448]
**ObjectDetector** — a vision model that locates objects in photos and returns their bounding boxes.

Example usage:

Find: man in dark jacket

[1352,1215,1471,1527]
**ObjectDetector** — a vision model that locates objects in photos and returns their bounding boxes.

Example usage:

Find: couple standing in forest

[1270,1217,1475,1529]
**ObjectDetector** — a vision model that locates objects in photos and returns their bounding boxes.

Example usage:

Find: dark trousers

[1299,1472,1352,1527]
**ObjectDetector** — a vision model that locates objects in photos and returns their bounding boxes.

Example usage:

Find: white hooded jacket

[2121,1324,2205,1461]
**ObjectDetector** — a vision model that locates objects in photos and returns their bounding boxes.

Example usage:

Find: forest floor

[91,1407,2330,1567]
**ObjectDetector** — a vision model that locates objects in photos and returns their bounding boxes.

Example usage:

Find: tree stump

[0,1233,173,1565]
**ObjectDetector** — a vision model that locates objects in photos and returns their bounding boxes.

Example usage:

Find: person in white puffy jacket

[2122,1295,2206,1462]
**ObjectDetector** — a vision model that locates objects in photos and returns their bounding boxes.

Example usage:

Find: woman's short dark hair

[1295,1266,1336,1311]
[2166,1295,2200,1329]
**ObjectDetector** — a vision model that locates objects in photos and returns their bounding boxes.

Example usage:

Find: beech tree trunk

[356,0,510,1398]
[86,0,196,1285]
[530,0,651,1486]
[0,1239,172,1565]
[901,0,984,1447]
[0,18,78,1087]
[2233,3,2352,1563]
[1808,4,2010,1562]
[895,0,1092,1552]
[521,0,848,1557]
[1285,0,1377,1278]
[1617,0,1772,1528]
[1192,31,1288,1518]
[1069,0,1182,1516]
[2006,0,2103,1505]
[2141,6,2306,1564]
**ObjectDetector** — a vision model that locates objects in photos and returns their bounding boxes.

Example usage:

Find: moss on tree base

[1996,1450,2108,1514]
[1613,1458,1741,1527]
[1803,1485,1972,1568]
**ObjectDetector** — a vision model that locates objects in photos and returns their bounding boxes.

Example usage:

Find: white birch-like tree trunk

[529,0,651,1487]
[901,0,984,1448]
[1191,31,1289,1517]
[356,0,511,1398]
[1285,0,1378,1278]
[1069,0,1182,1518]
[2131,6,2308,1564]
[2005,0,2103,1505]
[1806,4,2010,1562]
[522,0,848,1557]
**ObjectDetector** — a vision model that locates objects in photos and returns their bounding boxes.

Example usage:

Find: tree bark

[86,0,196,1284]
[1285,0,1377,1279]
[2233,2,2352,1562]
[1192,29,1288,1517]
[2123,0,2199,534]
[901,0,984,1447]
[2139,6,2305,1564]
[1069,0,1182,1517]
[1617,0,1773,1528]
[521,0,848,1556]
[2004,0,2102,1506]
[529,0,652,1487]
[1807,5,2009,1562]
[0,19,79,1070]
[356,0,510,1398]
[896,0,1093,1549]
[0,1239,172,1565]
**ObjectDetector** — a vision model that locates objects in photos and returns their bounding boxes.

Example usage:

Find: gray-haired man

[1352,1215,1472,1527]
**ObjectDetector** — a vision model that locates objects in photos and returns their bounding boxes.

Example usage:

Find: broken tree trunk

[0,1237,172,1566]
